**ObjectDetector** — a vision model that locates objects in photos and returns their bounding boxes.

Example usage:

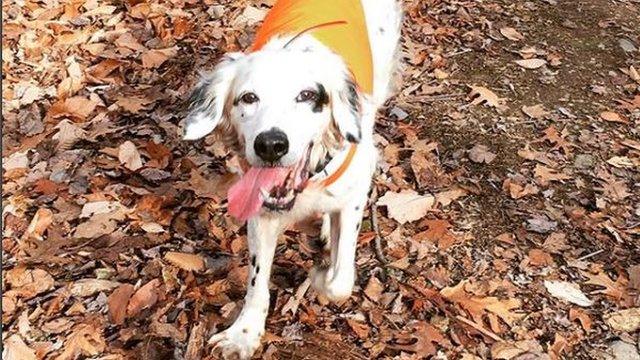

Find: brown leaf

[25,208,53,240]
[604,308,640,332]
[569,308,592,331]
[514,58,547,69]
[5,267,55,299]
[388,321,450,357]
[582,271,628,301]
[346,318,370,339]
[164,252,205,272]
[534,165,571,186]
[376,190,434,224]
[127,279,161,317]
[141,47,178,68]
[185,321,207,360]
[468,86,506,109]
[115,96,152,113]
[441,280,524,332]
[54,324,105,360]
[53,120,88,151]
[468,144,496,164]
[108,284,135,325]
[416,219,459,250]
[500,27,524,41]
[70,279,121,297]
[2,334,37,360]
[435,188,468,207]
[48,96,98,121]
[118,141,143,171]
[522,104,548,119]
[600,111,629,124]
[363,276,384,303]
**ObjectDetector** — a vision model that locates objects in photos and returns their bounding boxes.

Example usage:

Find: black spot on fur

[356,223,360,231]
[242,328,248,333]
[346,133,359,143]
[255,265,260,274]
[312,83,329,113]
[185,77,216,123]
[379,27,385,34]
[251,277,256,286]
[251,255,256,267]
[355,206,360,211]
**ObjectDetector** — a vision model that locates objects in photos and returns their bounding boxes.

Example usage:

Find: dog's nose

[254,129,289,163]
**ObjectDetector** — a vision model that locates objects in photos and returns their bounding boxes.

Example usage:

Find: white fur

[184,1,402,358]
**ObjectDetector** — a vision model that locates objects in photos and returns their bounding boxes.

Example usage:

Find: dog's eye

[296,90,318,103]
[240,92,259,104]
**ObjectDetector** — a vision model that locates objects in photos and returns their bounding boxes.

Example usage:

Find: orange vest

[250,0,374,95]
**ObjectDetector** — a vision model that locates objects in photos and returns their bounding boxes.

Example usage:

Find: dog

[183,0,401,358]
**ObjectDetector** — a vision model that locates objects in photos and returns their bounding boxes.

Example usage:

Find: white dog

[183,0,401,358]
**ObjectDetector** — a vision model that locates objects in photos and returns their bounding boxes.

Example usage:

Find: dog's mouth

[262,147,312,212]
[227,146,314,221]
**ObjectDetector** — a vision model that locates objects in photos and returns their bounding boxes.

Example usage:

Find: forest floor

[2,0,640,359]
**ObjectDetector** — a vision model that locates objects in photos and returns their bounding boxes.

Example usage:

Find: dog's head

[183,37,363,213]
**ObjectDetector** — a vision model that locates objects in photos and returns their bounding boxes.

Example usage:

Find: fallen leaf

[569,308,592,331]
[468,144,496,164]
[141,47,178,68]
[442,281,524,333]
[544,280,593,307]
[363,276,384,303]
[500,27,524,41]
[2,334,37,360]
[108,284,135,325]
[53,120,87,150]
[48,96,98,121]
[522,104,548,119]
[604,308,640,332]
[491,340,544,360]
[514,59,547,69]
[387,321,451,358]
[534,165,571,186]
[127,279,161,316]
[5,267,55,299]
[607,156,634,169]
[70,279,121,297]
[54,324,105,360]
[164,252,205,272]
[600,111,629,124]
[346,318,370,339]
[25,208,53,240]
[118,141,143,171]
[582,271,628,300]
[416,219,459,249]
[468,86,506,109]
[435,188,468,207]
[377,190,434,224]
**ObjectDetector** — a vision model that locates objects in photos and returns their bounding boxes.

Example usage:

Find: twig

[577,249,605,262]
[455,315,505,343]
[369,186,388,265]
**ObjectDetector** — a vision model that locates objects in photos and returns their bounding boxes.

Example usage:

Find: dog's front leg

[209,216,282,360]
[311,193,367,302]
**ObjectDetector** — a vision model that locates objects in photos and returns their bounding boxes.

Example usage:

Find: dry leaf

[54,324,105,360]
[141,47,178,68]
[70,279,121,297]
[514,59,547,69]
[500,27,524,41]
[416,219,459,250]
[26,208,53,240]
[435,188,467,207]
[363,276,384,303]
[600,111,629,124]
[118,141,143,171]
[441,280,524,332]
[522,104,548,119]
[604,308,640,332]
[468,85,506,109]
[534,165,571,186]
[388,321,451,357]
[544,280,593,307]
[2,335,37,360]
[127,279,160,316]
[569,308,592,331]
[48,96,98,121]
[468,144,496,164]
[5,267,55,299]
[377,190,434,224]
[164,252,205,272]
[108,284,135,325]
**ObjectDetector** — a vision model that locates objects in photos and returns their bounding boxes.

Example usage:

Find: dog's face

[183,42,363,211]
[183,44,363,169]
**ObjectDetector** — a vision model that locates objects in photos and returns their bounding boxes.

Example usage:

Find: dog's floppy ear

[183,53,244,140]
[331,74,363,143]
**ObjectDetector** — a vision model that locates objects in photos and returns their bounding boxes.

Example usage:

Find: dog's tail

[363,0,402,107]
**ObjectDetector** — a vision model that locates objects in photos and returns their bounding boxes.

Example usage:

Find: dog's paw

[209,323,263,360]
[310,266,354,302]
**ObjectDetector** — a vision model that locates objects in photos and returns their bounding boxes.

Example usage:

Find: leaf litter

[2,0,639,359]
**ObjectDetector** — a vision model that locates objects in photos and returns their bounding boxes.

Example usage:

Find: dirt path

[2,0,639,359]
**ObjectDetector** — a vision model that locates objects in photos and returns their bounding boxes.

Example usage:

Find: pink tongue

[227,167,290,221]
